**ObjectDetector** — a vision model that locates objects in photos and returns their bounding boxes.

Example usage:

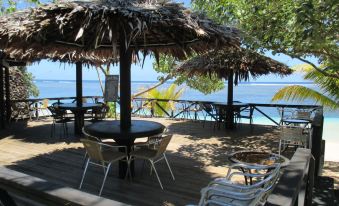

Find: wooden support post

[225,71,234,129]
[5,66,11,123]
[311,110,324,179]
[74,62,84,135]
[119,33,132,129]
[76,62,82,107]
[0,63,5,129]
[0,188,17,206]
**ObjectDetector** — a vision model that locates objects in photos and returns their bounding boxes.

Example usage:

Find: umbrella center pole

[119,35,132,129]
[76,62,83,107]
[226,71,234,129]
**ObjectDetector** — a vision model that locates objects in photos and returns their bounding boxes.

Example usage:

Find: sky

[18,0,316,82]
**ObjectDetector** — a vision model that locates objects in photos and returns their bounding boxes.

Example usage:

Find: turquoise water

[33,80,339,144]
[32,80,339,145]
[33,80,339,118]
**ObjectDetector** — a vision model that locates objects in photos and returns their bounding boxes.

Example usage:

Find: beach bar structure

[0,0,239,131]
[176,47,293,129]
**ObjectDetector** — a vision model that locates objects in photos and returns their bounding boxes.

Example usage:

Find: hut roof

[176,47,293,85]
[0,0,239,66]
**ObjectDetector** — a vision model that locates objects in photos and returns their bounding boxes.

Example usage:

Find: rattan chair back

[80,139,104,162]
[155,135,172,157]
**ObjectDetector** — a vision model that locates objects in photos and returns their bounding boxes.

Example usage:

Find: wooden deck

[0,117,283,205]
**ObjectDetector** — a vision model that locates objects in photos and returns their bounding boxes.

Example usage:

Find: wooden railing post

[311,109,324,180]
[0,188,17,206]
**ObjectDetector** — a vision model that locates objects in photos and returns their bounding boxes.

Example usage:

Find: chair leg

[150,160,163,189]
[163,154,175,180]
[82,152,88,169]
[101,161,106,174]
[50,123,54,138]
[65,122,69,138]
[99,163,111,196]
[79,159,90,189]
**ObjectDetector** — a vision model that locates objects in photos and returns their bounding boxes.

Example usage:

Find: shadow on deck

[0,117,315,205]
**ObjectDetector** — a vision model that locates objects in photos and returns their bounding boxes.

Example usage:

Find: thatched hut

[176,47,292,129]
[0,0,240,130]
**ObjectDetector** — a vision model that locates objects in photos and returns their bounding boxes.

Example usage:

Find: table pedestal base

[74,112,85,136]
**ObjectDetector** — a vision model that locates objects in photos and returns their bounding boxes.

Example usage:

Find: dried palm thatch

[176,47,292,85]
[0,0,239,66]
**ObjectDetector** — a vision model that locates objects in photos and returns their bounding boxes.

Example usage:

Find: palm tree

[272,64,339,110]
[143,84,184,117]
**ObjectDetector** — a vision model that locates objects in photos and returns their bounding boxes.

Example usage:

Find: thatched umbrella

[176,47,292,129]
[0,0,239,129]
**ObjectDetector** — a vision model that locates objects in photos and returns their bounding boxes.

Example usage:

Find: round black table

[228,151,289,185]
[281,118,311,126]
[84,120,165,144]
[84,120,165,178]
[58,103,102,135]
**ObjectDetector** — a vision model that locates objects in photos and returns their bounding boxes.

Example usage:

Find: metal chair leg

[163,154,175,180]
[79,159,90,189]
[150,160,163,189]
[99,163,111,196]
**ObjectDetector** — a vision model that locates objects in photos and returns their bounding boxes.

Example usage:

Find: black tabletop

[282,118,311,124]
[58,103,102,110]
[84,120,165,141]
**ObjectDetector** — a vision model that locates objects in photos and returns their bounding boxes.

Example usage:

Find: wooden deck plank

[0,117,283,205]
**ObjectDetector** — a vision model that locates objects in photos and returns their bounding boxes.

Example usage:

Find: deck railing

[10,96,324,178]
[265,148,315,206]
[0,166,128,206]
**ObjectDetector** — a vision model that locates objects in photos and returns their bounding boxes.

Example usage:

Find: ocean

[33,79,339,146]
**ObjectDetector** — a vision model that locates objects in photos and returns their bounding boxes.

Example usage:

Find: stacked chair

[278,126,311,155]
[190,163,281,206]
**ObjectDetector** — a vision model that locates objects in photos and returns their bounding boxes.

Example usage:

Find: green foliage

[106,102,116,118]
[143,84,184,117]
[153,55,225,94]
[17,66,39,97]
[0,0,41,14]
[193,0,339,76]
[272,64,339,109]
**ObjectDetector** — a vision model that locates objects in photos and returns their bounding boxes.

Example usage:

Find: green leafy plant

[193,0,339,79]
[106,102,116,118]
[17,66,39,97]
[143,84,184,117]
[272,64,339,110]
[153,55,225,94]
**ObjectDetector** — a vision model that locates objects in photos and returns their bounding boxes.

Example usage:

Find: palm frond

[143,84,184,116]
[272,85,338,110]
[304,69,339,101]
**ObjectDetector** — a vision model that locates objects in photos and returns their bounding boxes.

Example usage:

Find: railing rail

[0,166,128,206]
[265,148,315,206]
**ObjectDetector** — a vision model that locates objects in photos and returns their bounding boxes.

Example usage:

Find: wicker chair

[91,104,109,122]
[79,138,129,196]
[197,163,281,206]
[48,106,72,138]
[129,134,175,189]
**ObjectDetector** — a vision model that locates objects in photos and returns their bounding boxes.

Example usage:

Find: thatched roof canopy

[176,47,292,85]
[0,0,239,66]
